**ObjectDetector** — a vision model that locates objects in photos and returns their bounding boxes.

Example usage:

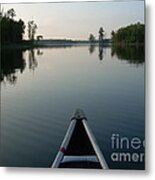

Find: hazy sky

[2,1,144,40]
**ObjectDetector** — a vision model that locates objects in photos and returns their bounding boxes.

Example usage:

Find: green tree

[0,8,4,18]
[99,27,105,42]
[111,22,145,45]
[1,8,25,44]
[89,34,95,43]
[28,20,37,41]
[6,8,16,19]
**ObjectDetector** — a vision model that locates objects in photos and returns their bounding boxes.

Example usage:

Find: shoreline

[1,41,111,50]
[1,40,144,50]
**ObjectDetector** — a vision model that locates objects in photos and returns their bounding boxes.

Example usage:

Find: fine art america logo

[110,134,145,163]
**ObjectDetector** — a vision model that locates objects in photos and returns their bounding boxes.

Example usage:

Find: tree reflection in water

[28,49,38,71]
[89,44,105,61]
[1,49,26,85]
[111,45,144,65]
[98,45,104,61]
[37,49,43,56]
[1,45,144,85]
[89,44,95,54]
[1,48,42,85]
[88,44,144,64]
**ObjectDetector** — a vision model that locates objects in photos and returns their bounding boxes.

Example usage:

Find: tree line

[1,8,144,46]
[0,9,25,44]
[111,22,145,45]
[89,27,105,44]
[89,23,144,45]
[0,8,38,45]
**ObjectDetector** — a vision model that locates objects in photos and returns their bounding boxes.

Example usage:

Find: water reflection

[98,45,104,61]
[37,49,44,56]
[89,44,95,54]
[88,44,105,61]
[111,45,144,65]
[1,49,26,85]
[0,48,41,85]
[28,49,38,71]
[88,44,144,64]
[1,45,145,85]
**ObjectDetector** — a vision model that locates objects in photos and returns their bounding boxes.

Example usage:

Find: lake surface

[0,45,145,169]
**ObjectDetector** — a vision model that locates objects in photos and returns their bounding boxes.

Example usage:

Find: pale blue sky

[2,1,144,39]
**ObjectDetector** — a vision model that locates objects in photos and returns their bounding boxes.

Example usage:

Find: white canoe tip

[71,109,87,121]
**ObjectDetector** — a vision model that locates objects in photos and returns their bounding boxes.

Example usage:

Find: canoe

[51,109,108,169]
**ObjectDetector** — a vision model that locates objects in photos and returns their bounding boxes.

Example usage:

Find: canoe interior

[59,161,102,169]
[59,120,102,169]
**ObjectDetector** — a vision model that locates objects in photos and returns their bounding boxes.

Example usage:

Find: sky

[1,1,145,40]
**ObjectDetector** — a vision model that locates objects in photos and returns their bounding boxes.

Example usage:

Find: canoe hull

[51,109,108,169]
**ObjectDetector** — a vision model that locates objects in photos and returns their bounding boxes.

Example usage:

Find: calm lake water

[0,45,145,169]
